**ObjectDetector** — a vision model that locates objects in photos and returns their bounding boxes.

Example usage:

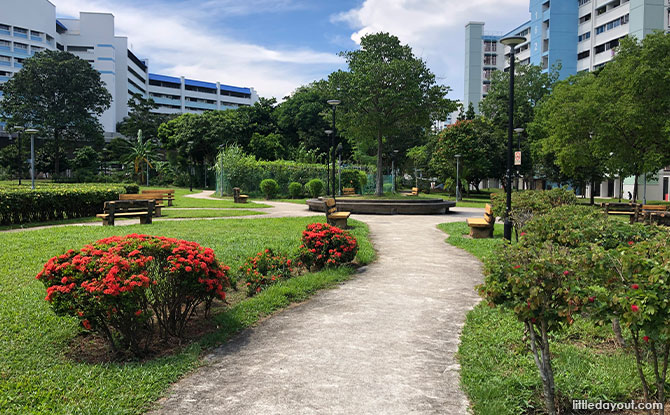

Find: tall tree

[0,50,111,176]
[117,93,174,140]
[125,130,156,185]
[332,32,453,195]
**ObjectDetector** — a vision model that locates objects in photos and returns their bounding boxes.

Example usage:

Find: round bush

[288,182,303,199]
[299,223,358,270]
[36,234,230,355]
[240,248,295,295]
[306,179,324,198]
[260,178,279,199]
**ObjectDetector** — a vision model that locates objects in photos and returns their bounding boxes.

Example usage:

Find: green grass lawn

[0,216,374,414]
[438,222,643,415]
[144,187,271,209]
[159,209,265,218]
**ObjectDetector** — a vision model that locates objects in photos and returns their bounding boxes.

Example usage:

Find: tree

[249,132,284,161]
[72,145,101,180]
[332,32,454,195]
[124,130,156,185]
[479,64,559,186]
[117,93,174,140]
[0,50,111,176]
[465,102,476,120]
[531,73,608,204]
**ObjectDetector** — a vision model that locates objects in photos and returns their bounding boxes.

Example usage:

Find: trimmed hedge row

[0,184,135,225]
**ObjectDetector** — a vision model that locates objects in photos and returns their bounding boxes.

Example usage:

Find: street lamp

[327,99,341,196]
[187,140,194,192]
[455,154,462,201]
[25,128,39,190]
[514,127,524,190]
[324,129,333,196]
[391,149,399,194]
[500,35,526,241]
[11,126,25,185]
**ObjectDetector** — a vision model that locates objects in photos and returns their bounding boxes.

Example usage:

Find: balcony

[0,29,9,36]
[0,76,10,83]
[0,61,9,67]
[30,35,42,42]
[13,32,27,39]
[184,100,217,110]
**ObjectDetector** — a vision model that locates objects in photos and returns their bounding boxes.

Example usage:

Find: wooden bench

[324,198,351,229]
[141,189,175,206]
[119,194,164,217]
[602,202,641,224]
[466,203,495,238]
[638,204,669,224]
[647,211,670,226]
[233,187,249,204]
[343,187,356,196]
[97,200,154,226]
[410,187,419,196]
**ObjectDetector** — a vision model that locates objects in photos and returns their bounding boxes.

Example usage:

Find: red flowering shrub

[240,249,295,295]
[36,234,230,355]
[299,223,358,270]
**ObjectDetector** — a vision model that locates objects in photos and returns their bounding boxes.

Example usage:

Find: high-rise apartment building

[464,0,670,200]
[0,0,258,138]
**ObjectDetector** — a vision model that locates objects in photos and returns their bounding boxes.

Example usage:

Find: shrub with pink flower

[36,234,230,355]
[240,249,294,295]
[298,223,358,270]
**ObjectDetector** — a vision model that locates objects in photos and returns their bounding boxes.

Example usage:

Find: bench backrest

[411,187,419,194]
[603,202,640,213]
[104,200,154,215]
[141,189,174,198]
[642,205,667,211]
[484,203,495,224]
[325,198,338,216]
[119,194,164,204]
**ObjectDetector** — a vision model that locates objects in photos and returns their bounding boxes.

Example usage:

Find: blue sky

[54,0,530,101]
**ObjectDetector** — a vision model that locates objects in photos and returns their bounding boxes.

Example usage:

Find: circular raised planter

[306,198,456,215]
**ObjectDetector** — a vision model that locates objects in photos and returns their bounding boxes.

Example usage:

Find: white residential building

[0,0,258,138]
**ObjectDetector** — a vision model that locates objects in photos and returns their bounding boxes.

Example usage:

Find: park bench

[638,204,669,224]
[602,202,641,224]
[119,194,164,217]
[410,187,419,196]
[343,187,356,196]
[233,187,249,204]
[646,211,670,226]
[96,200,154,226]
[466,203,495,238]
[141,189,175,206]
[324,198,351,229]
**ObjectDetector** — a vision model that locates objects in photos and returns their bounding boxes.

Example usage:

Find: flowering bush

[240,249,294,295]
[299,223,358,270]
[36,234,230,355]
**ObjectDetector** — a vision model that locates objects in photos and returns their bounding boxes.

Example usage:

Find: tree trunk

[54,129,60,177]
[375,131,383,196]
[527,321,557,415]
[633,175,639,202]
[590,180,595,206]
[612,318,627,348]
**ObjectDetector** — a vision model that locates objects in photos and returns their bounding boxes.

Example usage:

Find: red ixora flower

[643,336,650,342]
[628,241,634,246]
[82,319,92,330]
[563,270,570,276]
[631,304,639,312]
[631,284,639,290]
[520,232,526,236]
[514,265,521,269]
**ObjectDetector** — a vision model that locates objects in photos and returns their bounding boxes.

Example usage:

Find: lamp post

[25,128,39,190]
[391,149,399,194]
[500,35,526,241]
[337,143,343,196]
[187,140,194,192]
[11,126,24,185]
[455,154,461,201]
[326,99,341,196]
[514,127,524,190]
[324,129,333,196]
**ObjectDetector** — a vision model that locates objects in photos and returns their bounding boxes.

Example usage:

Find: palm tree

[124,129,155,185]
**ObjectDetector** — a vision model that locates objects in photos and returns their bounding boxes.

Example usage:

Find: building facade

[464,0,670,201]
[0,0,258,138]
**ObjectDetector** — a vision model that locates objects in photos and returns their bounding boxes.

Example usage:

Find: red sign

[514,151,522,166]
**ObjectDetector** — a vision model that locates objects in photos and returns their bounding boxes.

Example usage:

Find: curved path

[151,194,484,415]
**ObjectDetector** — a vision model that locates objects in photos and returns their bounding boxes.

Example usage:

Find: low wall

[307,198,456,215]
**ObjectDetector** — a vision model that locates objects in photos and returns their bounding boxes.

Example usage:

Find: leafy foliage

[305,179,324,198]
[259,179,279,199]
[299,223,358,270]
[240,249,295,295]
[288,182,303,198]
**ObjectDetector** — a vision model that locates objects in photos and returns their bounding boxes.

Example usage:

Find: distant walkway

[151,208,483,415]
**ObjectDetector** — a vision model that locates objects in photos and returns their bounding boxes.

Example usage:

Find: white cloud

[332,0,530,100]
[52,0,343,99]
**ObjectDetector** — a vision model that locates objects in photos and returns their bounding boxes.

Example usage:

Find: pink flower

[563,271,570,276]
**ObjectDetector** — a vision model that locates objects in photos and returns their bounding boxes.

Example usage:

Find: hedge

[0,184,133,225]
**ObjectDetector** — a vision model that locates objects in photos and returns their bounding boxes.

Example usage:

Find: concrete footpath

[151,201,484,415]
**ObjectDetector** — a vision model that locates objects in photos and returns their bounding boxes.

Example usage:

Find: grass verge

[0,216,373,414]
[438,221,642,415]
[159,209,265,218]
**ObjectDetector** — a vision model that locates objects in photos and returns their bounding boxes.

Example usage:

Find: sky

[53,0,531,101]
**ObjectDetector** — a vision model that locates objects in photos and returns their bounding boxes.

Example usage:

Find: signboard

[514,151,522,166]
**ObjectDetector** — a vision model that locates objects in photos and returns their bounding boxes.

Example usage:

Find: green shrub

[341,170,363,193]
[124,184,140,194]
[288,182,303,199]
[491,188,577,233]
[36,234,231,355]
[0,185,126,226]
[299,223,358,270]
[306,179,324,198]
[259,179,279,199]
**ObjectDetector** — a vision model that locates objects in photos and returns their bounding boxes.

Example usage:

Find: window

[579,13,591,24]
[483,84,490,93]
[578,50,590,60]
[13,27,27,38]
[14,42,28,52]
[578,32,591,42]
[483,68,496,80]
[0,40,9,50]
[596,25,605,34]
[483,55,497,65]
[484,40,497,52]
[518,28,530,37]
[149,79,181,89]
[0,55,10,66]
[67,45,94,52]
[56,43,64,51]
[596,6,607,15]
[0,24,9,34]
[578,0,590,6]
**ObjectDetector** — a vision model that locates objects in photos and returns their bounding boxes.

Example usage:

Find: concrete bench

[233,187,249,203]
[466,203,495,238]
[410,187,419,196]
[324,198,351,229]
